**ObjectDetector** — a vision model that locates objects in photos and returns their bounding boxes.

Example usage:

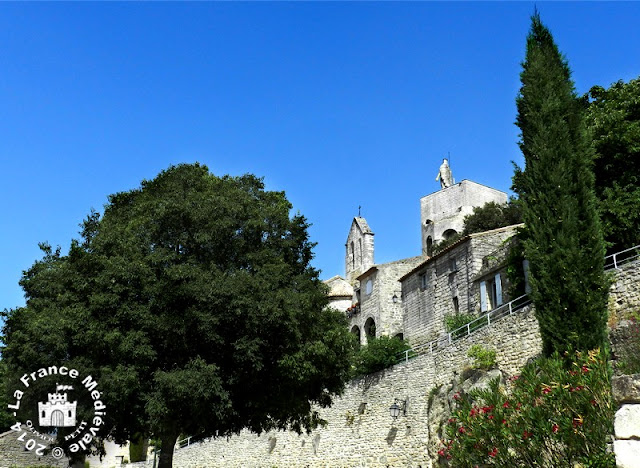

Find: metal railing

[604,244,640,271]
[396,294,532,363]
[395,243,640,364]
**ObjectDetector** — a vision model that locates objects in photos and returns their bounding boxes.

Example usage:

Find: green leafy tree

[461,198,522,236]
[351,336,410,376]
[586,77,640,253]
[512,13,609,355]
[0,357,14,432]
[2,163,354,468]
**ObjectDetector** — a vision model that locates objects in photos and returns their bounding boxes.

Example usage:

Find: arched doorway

[364,318,376,339]
[351,325,361,346]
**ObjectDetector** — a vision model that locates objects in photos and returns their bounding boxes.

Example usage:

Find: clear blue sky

[1,2,639,313]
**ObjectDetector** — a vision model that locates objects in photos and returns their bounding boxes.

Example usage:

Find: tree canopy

[2,163,354,467]
[512,13,609,355]
[586,76,640,253]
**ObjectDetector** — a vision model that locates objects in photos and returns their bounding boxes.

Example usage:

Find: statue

[435,158,453,189]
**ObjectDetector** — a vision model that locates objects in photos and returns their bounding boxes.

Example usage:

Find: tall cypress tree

[512,13,609,355]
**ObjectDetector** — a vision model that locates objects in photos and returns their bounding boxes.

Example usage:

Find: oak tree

[2,163,354,467]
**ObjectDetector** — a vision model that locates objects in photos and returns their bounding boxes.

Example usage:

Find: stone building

[400,224,520,346]
[325,174,518,348]
[421,179,507,255]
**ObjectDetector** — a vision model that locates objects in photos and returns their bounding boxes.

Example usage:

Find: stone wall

[612,374,640,468]
[0,426,69,468]
[160,305,542,468]
[609,260,640,322]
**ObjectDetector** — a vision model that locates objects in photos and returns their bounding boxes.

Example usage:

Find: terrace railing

[397,294,532,363]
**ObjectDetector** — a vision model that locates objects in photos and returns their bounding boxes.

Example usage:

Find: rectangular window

[419,272,428,290]
[453,296,459,314]
[480,281,488,312]
[494,273,503,306]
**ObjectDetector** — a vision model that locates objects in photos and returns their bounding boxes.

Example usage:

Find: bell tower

[345,217,374,284]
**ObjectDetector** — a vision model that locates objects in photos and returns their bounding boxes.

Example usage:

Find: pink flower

[502,401,510,408]
[488,447,498,457]
[453,392,461,401]
[459,426,466,434]
[542,387,552,395]
[582,366,590,373]
[552,424,559,433]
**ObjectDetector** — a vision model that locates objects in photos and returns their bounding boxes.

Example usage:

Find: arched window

[426,236,433,256]
[364,318,376,338]
[350,241,355,269]
[394,333,404,341]
[442,229,458,240]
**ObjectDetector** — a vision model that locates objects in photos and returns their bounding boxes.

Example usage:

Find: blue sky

[1,2,639,312]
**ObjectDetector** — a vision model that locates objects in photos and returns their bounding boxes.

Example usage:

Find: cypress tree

[512,13,609,355]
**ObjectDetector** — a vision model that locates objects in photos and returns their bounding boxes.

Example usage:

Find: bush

[351,336,410,376]
[467,345,496,370]
[445,313,480,339]
[439,349,614,467]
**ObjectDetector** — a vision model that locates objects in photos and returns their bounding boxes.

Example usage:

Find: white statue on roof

[436,158,453,189]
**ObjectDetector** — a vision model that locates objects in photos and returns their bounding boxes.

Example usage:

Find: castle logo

[38,384,77,427]
[7,365,107,460]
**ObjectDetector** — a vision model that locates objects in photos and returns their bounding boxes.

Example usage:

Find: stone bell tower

[421,180,507,256]
[345,217,374,284]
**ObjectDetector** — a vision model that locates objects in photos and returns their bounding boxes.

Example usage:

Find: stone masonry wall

[0,426,69,468]
[612,374,640,468]
[609,260,640,322]
[163,306,543,468]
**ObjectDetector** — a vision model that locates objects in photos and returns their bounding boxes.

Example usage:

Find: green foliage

[2,164,354,468]
[467,345,496,370]
[586,77,640,253]
[129,433,147,462]
[461,199,523,236]
[440,349,614,467]
[431,235,463,255]
[351,336,410,376]
[512,13,609,355]
[444,313,478,339]
[0,357,14,432]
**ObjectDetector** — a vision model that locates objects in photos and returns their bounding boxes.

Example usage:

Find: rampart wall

[165,305,542,468]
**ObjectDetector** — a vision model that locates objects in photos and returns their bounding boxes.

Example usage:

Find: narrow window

[350,241,355,269]
[453,296,459,314]
[419,272,428,290]
[480,281,488,312]
[494,273,503,306]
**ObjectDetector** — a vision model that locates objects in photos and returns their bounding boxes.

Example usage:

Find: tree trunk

[157,432,179,468]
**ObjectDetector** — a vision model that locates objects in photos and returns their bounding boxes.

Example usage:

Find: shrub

[439,349,614,467]
[351,336,410,376]
[445,313,480,339]
[467,345,496,370]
